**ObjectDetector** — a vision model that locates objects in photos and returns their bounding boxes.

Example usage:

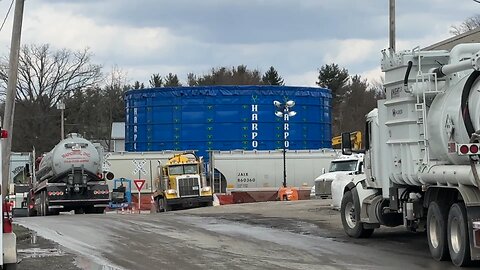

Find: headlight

[201,186,211,192]
[166,189,177,195]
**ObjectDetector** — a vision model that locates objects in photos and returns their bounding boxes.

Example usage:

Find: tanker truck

[340,43,480,267]
[27,133,110,215]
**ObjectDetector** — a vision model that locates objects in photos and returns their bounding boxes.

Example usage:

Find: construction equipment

[152,152,213,212]
[332,131,362,150]
[109,178,132,209]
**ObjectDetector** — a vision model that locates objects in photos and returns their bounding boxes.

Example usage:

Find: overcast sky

[0,0,477,87]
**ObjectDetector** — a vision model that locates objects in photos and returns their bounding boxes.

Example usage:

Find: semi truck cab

[153,152,213,211]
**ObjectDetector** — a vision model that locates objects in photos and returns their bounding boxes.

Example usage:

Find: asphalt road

[14,200,468,270]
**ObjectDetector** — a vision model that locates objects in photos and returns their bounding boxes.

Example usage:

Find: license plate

[192,186,199,190]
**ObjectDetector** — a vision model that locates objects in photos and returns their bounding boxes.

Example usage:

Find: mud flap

[467,206,480,261]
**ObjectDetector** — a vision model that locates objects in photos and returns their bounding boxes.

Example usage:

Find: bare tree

[0,44,103,152]
[450,14,480,36]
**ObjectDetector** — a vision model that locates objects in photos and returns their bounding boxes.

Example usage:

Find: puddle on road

[18,247,64,258]
[75,256,125,270]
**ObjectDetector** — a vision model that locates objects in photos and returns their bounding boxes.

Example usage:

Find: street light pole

[57,100,65,140]
[274,100,296,188]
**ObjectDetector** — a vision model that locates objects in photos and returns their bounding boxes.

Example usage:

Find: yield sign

[134,179,146,191]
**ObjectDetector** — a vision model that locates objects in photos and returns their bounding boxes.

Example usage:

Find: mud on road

[15,224,80,270]
[13,199,468,270]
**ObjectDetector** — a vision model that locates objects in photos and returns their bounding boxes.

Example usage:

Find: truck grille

[315,179,332,199]
[178,177,200,197]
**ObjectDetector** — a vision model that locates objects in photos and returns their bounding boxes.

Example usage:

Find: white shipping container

[209,149,338,192]
[104,151,196,193]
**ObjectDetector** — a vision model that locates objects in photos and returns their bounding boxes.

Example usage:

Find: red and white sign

[134,179,146,191]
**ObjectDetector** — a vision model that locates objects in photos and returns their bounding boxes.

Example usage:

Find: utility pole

[2,0,25,199]
[389,0,396,52]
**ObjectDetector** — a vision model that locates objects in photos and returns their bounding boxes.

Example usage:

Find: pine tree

[262,66,284,85]
[164,73,182,87]
[317,63,349,135]
[149,73,163,88]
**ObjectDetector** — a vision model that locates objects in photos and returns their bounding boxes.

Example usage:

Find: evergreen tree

[164,73,182,87]
[187,73,197,86]
[317,63,349,135]
[133,81,144,89]
[262,66,284,85]
[149,73,163,88]
[194,65,262,85]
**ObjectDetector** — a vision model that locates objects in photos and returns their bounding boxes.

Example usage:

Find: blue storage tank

[125,86,331,158]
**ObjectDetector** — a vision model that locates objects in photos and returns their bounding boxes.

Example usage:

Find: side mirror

[341,132,352,155]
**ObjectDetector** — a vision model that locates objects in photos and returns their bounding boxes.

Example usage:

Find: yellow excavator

[332,131,362,150]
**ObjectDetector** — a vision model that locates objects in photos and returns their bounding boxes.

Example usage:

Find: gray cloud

[1,0,478,86]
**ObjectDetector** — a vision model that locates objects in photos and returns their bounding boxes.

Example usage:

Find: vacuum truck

[27,133,110,215]
[340,43,480,267]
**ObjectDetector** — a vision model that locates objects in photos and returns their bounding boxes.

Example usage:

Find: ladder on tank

[414,53,443,165]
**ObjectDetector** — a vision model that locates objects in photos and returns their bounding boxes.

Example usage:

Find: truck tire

[85,207,105,214]
[3,262,17,270]
[42,191,50,216]
[340,190,374,238]
[39,191,46,216]
[427,201,449,261]
[447,203,471,267]
[157,197,171,212]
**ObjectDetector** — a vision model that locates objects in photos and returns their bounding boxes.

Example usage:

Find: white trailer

[209,149,338,194]
[103,151,193,193]
[340,43,480,266]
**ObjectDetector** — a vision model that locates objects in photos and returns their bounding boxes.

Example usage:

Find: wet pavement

[14,200,471,270]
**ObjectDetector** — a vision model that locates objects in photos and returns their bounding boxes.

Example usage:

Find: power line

[0,0,14,33]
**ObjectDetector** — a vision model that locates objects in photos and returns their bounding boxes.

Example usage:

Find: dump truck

[152,152,213,211]
[27,133,110,215]
[340,43,480,267]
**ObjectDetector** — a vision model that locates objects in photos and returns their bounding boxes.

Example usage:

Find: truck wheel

[158,197,171,212]
[28,207,37,217]
[340,190,374,238]
[427,201,449,261]
[39,191,46,216]
[447,203,471,267]
[42,191,49,216]
[3,262,17,270]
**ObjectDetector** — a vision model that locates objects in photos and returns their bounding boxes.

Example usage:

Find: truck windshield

[168,165,184,175]
[184,164,198,174]
[329,160,357,172]
[168,164,198,175]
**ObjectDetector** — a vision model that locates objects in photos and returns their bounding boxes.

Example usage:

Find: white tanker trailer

[340,43,480,267]
[27,133,110,215]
